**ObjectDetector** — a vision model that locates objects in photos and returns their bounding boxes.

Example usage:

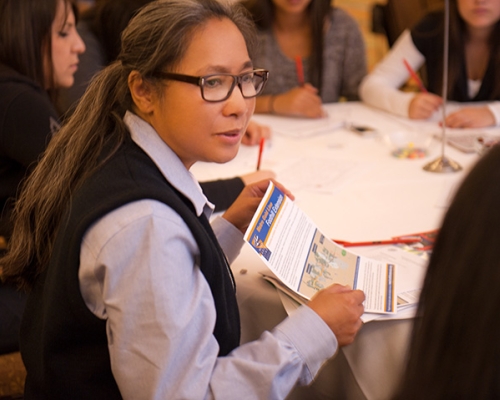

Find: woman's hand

[240,170,275,185]
[242,120,272,146]
[443,106,496,128]
[408,93,442,119]
[222,179,293,233]
[308,284,365,346]
[274,83,325,118]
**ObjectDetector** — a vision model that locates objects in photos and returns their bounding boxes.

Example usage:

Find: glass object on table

[382,129,433,159]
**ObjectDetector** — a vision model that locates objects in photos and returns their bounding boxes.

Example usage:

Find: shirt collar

[123,111,214,217]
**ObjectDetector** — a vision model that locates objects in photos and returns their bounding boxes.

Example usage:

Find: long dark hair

[0,0,77,101]
[241,0,331,94]
[0,0,256,289]
[84,0,153,64]
[393,145,500,399]
[432,0,500,99]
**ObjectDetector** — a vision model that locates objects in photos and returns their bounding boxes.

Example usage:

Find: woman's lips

[215,129,243,144]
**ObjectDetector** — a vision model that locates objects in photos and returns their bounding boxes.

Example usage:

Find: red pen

[256,137,265,171]
[295,55,305,86]
[403,58,428,93]
[332,238,420,247]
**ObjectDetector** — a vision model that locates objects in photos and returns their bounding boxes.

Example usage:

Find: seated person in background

[59,0,273,211]
[241,0,367,118]
[392,143,500,399]
[359,0,500,128]
[75,0,96,13]
[58,0,152,116]
[0,0,85,354]
[1,1,365,397]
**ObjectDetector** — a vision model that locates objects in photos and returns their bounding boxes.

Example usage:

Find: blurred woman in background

[242,0,367,118]
[393,143,500,399]
[360,0,500,128]
[0,0,84,354]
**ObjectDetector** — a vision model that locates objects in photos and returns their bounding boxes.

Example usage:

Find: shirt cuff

[487,102,500,127]
[273,305,337,385]
[211,216,244,263]
[390,91,415,118]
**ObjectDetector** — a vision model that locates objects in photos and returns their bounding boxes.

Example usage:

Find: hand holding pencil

[403,58,427,93]
[270,55,324,118]
[403,58,443,120]
[256,137,265,171]
[403,59,495,128]
[295,56,305,86]
[242,119,271,146]
[408,92,443,120]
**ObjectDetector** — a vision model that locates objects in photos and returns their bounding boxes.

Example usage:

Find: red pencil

[295,55,305,86]
[332,238,419,247]
[403,58,428,93]
[256,137,265,171]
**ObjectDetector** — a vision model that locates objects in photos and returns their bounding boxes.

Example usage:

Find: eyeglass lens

[202,72,266,101]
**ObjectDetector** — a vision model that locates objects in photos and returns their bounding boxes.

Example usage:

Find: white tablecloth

[191,102,491,399]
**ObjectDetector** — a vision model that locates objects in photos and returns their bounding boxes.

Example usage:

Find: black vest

[21,138,240,399]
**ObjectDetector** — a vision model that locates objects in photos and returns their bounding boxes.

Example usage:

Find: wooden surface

[0,352,25,398]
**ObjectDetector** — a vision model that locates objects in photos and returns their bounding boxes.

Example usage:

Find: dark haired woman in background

[360,0,500,128]
[0,0,84,354]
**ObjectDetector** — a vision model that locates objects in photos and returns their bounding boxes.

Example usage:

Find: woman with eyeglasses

[58,0,274,213]
[1,1,364,398]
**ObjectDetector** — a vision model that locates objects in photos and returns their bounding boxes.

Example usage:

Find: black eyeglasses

[154,68,269,102]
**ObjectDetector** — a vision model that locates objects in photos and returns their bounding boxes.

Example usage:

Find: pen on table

[295,55,305,86]
[403,58,428,93]
[256,137,265,171]
[332,238,420,247]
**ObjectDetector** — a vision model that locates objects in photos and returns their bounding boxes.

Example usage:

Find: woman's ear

[128,71,156,115]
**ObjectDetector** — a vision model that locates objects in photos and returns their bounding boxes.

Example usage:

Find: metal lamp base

[423,156,462,173]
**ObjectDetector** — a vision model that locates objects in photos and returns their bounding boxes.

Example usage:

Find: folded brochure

[244,182,399,314]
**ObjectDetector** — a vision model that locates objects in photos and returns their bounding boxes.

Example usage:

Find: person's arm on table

[200,178,246,212]
[255,86,324,119]
[488,102,500,126]
[199,169,275,213]
[359,30,441,119]
[242,119,271,146]
[443,102,500,128]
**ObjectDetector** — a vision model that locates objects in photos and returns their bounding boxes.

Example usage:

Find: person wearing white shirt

[359,0,500,128]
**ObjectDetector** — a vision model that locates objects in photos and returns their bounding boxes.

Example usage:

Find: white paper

[252,113,345,138]
[275,157,368,195]
[244,182,397,314]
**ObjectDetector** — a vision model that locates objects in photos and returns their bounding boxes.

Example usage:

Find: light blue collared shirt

[79,111,337,399]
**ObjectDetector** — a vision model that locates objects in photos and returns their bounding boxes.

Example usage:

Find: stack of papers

[433,129,500,154]
[252,113,345,138]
